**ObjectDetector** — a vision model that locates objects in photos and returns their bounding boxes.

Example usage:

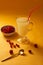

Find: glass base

[17,37,30,44]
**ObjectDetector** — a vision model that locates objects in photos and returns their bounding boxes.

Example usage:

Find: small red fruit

[34,44,38,48]
[28,50,33,54]
[9,50,14,55]
[14,45,16,48]
[10,45,13,48]
[16,44,20,48]
[11,42,14,45]
[6,40,10,42]
[9,42,12,45]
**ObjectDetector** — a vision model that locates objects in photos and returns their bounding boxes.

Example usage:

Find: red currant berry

[11,42,14,45]
[16,44,20,48]
[34,44,38,48]
[10,44,13,48]
[28,50,33,54]
[9,50,14,55]
[6,40,10,43]
[14,45,16,48]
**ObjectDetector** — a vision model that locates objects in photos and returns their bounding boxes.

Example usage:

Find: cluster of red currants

[1,25,15,33]
[6,40,20,48]
[6,40,38,55]
[6,40,20,55]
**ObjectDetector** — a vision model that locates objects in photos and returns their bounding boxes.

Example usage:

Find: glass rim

[16,17,29,23]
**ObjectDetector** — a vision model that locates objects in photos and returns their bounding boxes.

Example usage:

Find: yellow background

[0,0,43,65]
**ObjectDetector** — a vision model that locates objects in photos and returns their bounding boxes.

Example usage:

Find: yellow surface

[0,0,43,65]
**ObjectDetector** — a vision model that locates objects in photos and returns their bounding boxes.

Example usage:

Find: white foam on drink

[16,17,28,23]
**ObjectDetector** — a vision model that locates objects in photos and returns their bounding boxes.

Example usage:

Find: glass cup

[16,17,33,36]
[16,17,33,43]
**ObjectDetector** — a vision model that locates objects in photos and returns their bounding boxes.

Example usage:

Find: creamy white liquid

[16,17,29,36]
